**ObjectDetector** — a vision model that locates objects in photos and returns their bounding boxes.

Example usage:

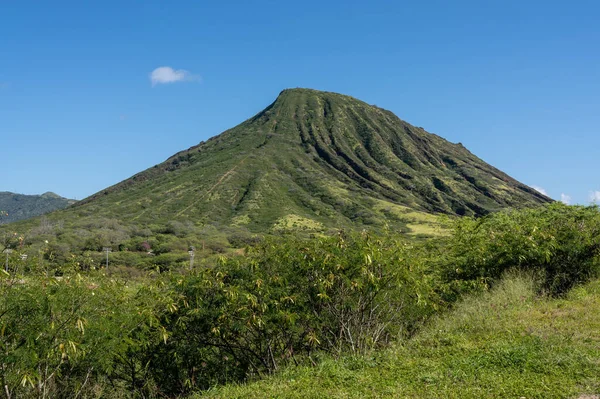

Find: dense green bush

[0,232,439,397]
[0,273,170,398]
[226,230,262,248]
[145,233,440,395]
[440,203,600,296]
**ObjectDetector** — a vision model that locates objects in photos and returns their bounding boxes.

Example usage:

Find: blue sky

[1,0,599,204]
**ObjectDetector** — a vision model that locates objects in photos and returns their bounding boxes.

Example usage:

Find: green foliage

[0,232,434,397]
[197,274,600,399]
[441,203,600,296]
[1,203,600,397]
[143,233,440,395]
[0,273,172,398]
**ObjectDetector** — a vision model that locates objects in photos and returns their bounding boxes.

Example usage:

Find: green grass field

[198,274,600,399]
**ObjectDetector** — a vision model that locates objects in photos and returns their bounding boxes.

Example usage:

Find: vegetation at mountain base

[198,274,600,399]
[0,89,550,265]
[0,192,75,224]
[0,202,598,398]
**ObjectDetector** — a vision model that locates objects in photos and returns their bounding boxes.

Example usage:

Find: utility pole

[39,250,45,276]
[18,254,27,275]
[42,240,49,277]
[188,246,195,270]
[4,249,12,272]
[103,247,112,271]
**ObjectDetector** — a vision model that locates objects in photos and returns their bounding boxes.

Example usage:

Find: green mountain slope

[72,88,549,233]
[0,191,75,224]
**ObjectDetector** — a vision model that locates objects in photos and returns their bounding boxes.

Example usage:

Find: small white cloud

[560,193,571,205]
[589,191,600,203]
[149,66,200,87]
[532,185,548,196]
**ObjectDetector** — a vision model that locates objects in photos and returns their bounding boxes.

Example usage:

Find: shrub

[440,203,600,296]
[147,232,441,394]
[226,230,262,248]
[0,274,170,398]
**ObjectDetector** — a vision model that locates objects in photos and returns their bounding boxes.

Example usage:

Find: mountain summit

[74,88,549,232]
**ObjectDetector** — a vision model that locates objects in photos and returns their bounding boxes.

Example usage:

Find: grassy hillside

[75,88,550,230]
[0,89,551,269]
[0,191,75,224]
[198,274,600,399]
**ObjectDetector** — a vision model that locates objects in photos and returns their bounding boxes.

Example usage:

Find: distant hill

[0,192,76,224]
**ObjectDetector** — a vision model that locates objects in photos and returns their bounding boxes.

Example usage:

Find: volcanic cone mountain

[66,88,549,235]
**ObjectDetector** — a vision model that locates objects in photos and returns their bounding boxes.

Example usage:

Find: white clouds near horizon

[589,191,600,203]
[560,193,571,205]
[149,66,200,87]
[532,185,548,196]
